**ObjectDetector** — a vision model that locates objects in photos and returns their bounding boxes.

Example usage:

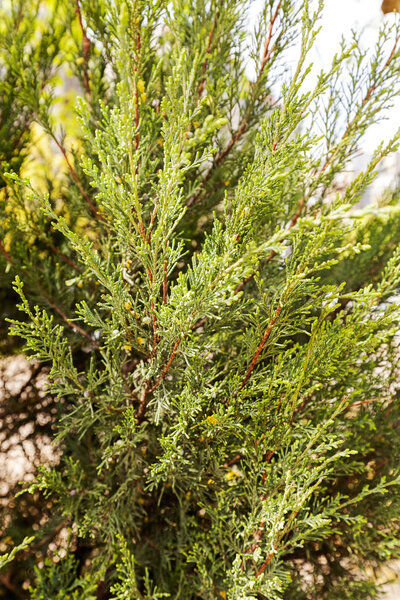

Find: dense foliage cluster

[1,0,400,598]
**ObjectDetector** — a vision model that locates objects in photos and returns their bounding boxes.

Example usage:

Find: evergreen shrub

[2,1,400,598]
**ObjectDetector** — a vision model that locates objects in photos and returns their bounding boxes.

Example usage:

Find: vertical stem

[163,260,168,304]
[134,27,142,153]
[0,240,13,264]
[197,14,219,99]
[75,0,91,99]
[52,136,105,222]
[259,1,282,76]
[234,304,282,396]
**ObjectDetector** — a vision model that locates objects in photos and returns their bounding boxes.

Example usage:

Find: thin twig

[0,573,24,600]
[53,136,104,222]
[24,517,70,555]
[346,397,391,409]
[235,38,400,295]
[149,337,180,395]
[38,284,100,348]
[255,544,278,578]
[134,25,142,153]
[234,304,282,396]
[75,0,91,99]
[0,240,12,263]
[197,14,219,99]
[136,338,181,423]
[162,260,168,304]
[136,380,151,423]
[187,2,281,208]
[223,453,242,468]
[1,229,81,275]
[149,298,158,359]
[240,449,274,571]
[47,241,82,273]
[259,1,282,76]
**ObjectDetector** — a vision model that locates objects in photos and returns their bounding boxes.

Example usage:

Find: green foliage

[29,554,99,600]
[0,537,34,571]
[2,0,400,598]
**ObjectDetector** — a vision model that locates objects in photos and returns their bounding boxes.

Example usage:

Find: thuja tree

[2,0,400,598]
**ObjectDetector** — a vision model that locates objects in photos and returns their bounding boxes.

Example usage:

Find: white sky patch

[247,1,400,194]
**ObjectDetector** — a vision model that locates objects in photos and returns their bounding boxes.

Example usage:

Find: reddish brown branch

[335,34,400,155]
[149,337,180,395]
[186,119,249,208]
[223,453,242,468]
[75,0,91,98]
[39,284,100,348]
[289,394,311,424]
[234,304,282,395]
[1,230,81,274]
[53,137,104,222]
[136,380,151,422]
[47,242,82,273]
[234,66,394,294]
[25,517,70,555]
[134,88,140,152]
[163,260,168,304]
[234,58,394,295]
[149,298,158,359]
[134,28,142,153]
[384,33,400,67]
[197,14,219,99]
[234,197,305,294]
[187,4,281,208]
[240,450,274,571]
[346,396,391,410]
[259,1,282,76]
[0,573,24,600]
[255,544,278,578]
[147,204,158,244]
[0,240,12,264]
[136,338,181,423]
[0,239,95,344]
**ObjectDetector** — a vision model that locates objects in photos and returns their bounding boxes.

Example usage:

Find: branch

[75,0,91,99]
[136,338,181,423]
[46,241,82,273]
[0,240,13,264]
[52,136,105,222]
[241,449,274,571]
[197,14,219,99]
[235,35,400,294]
[149,337,180,395]
[23,517,70,556]
[0,573,24,600]
[149,297,158,359]
[2,228,81,275]
[186,3,281,208]
[259,0,282,76]
[38,283,100,348]
[255,543,278,578]
[162,260,168,304]
[346,396,392,410]
[133,24,142,153]
[234,303,282,396]
[326,33,400,170]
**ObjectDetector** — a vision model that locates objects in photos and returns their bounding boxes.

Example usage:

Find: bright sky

[250,0,400,156]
